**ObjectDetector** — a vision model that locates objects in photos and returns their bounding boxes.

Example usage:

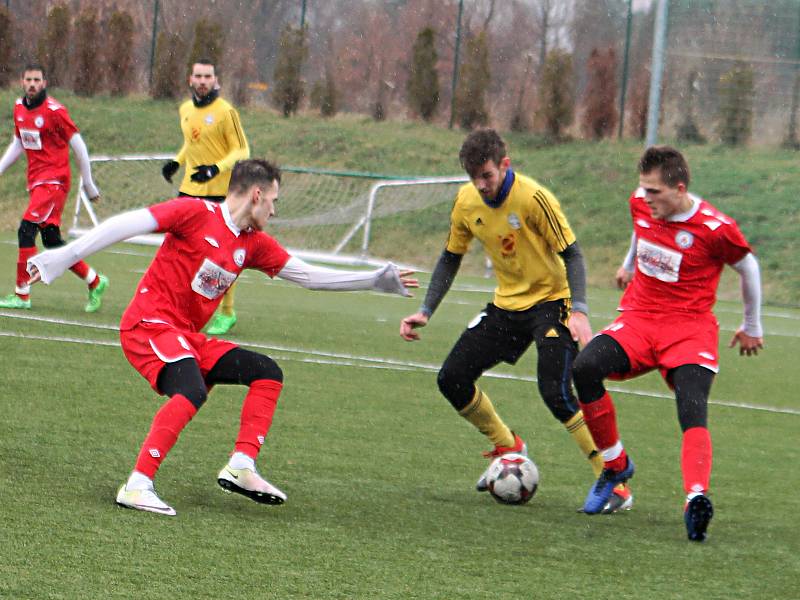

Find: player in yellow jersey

[399,129,632,512]
[161,58,250,335]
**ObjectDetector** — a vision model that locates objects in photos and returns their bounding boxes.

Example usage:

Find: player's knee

[17,220,38,248]
[538,383,577,423]
[572,350,600,389]
[249,354,283,384]
[40,225,65,248]
[181,385,208,409]
[437,366,472,411]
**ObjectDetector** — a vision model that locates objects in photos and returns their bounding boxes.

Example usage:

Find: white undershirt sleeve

[621,232,637,272]
[277,256,410,296]
[730,252,763,338]
[0,137,23,175]
[68,133,100,198]
[28,209,158,284]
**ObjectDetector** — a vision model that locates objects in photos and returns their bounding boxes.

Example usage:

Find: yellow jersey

[446,173,575,311]
[175,96,250,197]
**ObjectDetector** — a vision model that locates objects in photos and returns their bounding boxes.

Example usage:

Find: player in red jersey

[0,64,108,312]
[28,159,418,516]
[572,146,763,541]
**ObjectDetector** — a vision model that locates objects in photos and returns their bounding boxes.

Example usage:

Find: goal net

[70,154,470,269]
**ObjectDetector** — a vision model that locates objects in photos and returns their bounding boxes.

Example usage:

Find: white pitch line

[1,324,798,417]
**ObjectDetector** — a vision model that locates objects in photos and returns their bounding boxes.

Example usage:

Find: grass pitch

[0,236,798,599]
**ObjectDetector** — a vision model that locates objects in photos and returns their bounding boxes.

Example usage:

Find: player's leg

[670,364,715,541]
[438,306,528,490]
[0,220,38,308]
[116,357,207,516]
[572,334,636,514]
[532,305,632,513]
[206,283,238,335]
[205,347,286,504]
[39,224,108,313]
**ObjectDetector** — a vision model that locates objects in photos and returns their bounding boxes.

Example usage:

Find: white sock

[126,470,154,491]
[601,441,624,462]
[228,452,255,470]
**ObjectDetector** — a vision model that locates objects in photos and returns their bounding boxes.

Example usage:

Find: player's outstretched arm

[0,137,23,175]
[28,209,158,285]
[728,252,764,356]
[277,257,418,296]
[68,133,101,201]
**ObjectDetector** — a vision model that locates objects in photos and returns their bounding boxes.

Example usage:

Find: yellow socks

[565,411,605,477]
[459,388,515,448]
[221,281,237,317]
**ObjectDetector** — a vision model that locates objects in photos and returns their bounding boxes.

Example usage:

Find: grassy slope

[0,88,797,304]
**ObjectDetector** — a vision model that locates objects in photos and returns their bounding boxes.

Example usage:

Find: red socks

[16,247,37,297]
[682,426,712,495]
[579,392,620,452]
[234,379,283,459]
[134,394,197,479]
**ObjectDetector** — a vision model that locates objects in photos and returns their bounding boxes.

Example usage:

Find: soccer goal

[70,154,468,268]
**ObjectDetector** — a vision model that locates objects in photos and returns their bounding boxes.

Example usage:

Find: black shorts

[451,300,575,366]
[179,192,226,203]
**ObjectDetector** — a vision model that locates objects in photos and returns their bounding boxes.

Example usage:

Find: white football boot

[116,484,176,516]
[217,465,287,505]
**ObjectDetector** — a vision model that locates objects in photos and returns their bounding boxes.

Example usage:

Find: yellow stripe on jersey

[175,97,250,197]
[445,173,575,312]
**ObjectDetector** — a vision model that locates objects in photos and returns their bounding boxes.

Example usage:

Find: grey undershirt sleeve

[419,250,463,318]
[559,241,589,315]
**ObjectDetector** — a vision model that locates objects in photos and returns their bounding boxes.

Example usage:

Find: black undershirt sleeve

[559,241,589,315]
[420,250,463,318]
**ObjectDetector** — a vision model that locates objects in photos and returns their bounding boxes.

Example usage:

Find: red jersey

[13,95,79,191]
[120,198,290,332]
[619,189,751,314]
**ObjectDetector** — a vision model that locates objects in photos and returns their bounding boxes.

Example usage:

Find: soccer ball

[486,453,539,505]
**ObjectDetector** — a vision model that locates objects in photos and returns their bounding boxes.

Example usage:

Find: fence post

[448,0,464,130]
[618,0,633,139]
[148,0,159,87]
[645,0,669,147]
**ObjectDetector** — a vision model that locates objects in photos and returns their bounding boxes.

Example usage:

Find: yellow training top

[175,96,250,197]
[446,173,575,311]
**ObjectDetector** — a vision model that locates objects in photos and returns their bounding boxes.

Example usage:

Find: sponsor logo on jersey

[191,258,237,299]
[19,128,42,150]
[507,213,521,229]
[499,233,516,256]
[675,230,694,249]
[636,237,682,283]
[34,116,44,128]
[233,248,246,267]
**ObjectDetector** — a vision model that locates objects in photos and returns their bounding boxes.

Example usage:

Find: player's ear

[499,156,511,170]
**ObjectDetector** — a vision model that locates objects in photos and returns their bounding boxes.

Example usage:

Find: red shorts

[120,321,238,393]
[601,310,720,382]
[24,184,67,226]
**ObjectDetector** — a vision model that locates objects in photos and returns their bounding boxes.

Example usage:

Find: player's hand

[568,310,593,347]
[374,264,418,297]
[615,267,633,289]
[162,160,180,183]
[400,312,428,341]
[190,164,220,183]
[728,328,764,356]
[88,192,101,203]
[27,265,41,285]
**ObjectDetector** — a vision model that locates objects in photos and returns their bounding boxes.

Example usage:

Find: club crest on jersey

[34,116,44,128]
[675,230,694,249]
[233,248,246,267]
[205,115,214,124]
[507,213,521,229]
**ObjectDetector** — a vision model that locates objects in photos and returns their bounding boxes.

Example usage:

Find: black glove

[162,160,179,183]
[190,164,220,183]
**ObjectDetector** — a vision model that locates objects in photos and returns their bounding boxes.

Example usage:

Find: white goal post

[70,154,468,268]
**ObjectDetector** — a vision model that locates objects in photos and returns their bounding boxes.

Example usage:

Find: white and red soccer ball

[486,453,539,505]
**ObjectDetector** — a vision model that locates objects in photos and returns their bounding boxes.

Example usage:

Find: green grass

[1,237,799,599]
[0,88,798,303]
